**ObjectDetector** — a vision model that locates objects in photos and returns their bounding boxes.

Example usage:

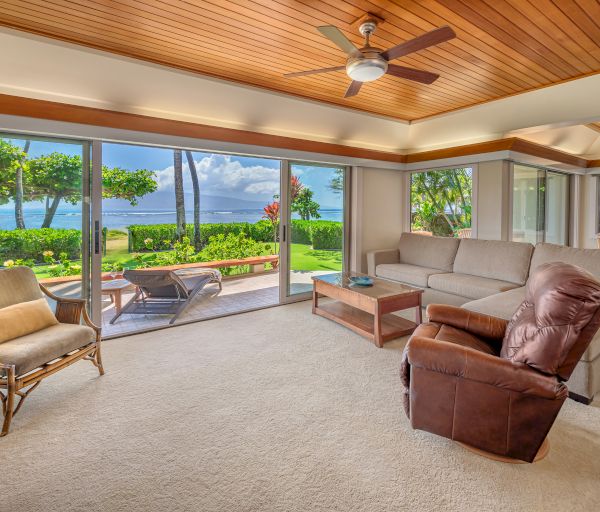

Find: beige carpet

[2,302,600,512]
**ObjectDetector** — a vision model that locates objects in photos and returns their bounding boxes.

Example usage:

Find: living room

[1,2,600,511]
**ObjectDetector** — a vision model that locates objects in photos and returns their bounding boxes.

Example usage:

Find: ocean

[0,208,343,231]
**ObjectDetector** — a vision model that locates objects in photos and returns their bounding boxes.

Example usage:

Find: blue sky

[4,138,343,209]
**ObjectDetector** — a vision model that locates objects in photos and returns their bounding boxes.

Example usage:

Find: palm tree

[173,149,186,241]
[15,139,30,229]
[185,150,201,250]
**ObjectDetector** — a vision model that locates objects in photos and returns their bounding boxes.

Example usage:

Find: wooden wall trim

[0,94,406,164]
[0,94,594,169]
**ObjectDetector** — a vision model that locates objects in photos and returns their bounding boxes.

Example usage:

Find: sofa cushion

[0,298,58,344]
[453,239,533,285]
[462,287,526,320]
[531,243,600,278]
[0,323,94,376]
[375,263,445,287]
[0,266,43,309]
[398,232,460,272]
[428,273,520,300]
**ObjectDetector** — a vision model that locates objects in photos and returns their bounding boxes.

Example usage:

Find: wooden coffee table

[312,272,423,348]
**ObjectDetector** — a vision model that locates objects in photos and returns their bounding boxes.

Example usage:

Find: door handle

[282,224,286,243]
[94,220,100,255]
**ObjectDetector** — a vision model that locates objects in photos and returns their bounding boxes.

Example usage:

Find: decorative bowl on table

[348,275,374,287]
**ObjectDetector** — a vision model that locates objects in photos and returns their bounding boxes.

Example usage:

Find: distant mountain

[103,193,269,211]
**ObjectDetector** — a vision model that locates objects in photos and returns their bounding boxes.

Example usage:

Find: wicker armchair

[0,267,103,436]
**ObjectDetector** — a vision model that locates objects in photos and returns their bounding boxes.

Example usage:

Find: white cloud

[153,154,279,199]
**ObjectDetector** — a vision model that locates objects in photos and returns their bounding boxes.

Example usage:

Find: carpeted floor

[2,302,599,512]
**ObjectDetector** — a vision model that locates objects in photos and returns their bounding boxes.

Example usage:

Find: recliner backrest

[501,262,600,380]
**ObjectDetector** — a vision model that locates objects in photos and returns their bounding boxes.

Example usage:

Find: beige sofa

[367,233,600,404]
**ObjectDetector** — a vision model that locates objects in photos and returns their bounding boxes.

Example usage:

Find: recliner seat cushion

[398,232,460,272]
[453,239,533,285]
[413,322,497,356]
[502,262,600,380]
[428,273,519,300]
[375,263,445,287]
[0,323,95,376]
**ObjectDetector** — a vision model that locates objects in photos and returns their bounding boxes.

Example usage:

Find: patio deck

[44,269,333,338]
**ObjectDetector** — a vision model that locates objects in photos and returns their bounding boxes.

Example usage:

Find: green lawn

[31,234,342,279]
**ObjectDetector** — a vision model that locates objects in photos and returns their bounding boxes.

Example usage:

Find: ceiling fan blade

[381,26,456,62]
[317,26,361,57]
[386,64,440,84]
[284,66,346,78]
[344,81,362,98]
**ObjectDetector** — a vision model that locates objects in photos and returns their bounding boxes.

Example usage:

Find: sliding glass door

[0,133,91,303]
[512,164,569,245]
[280,161,348,300]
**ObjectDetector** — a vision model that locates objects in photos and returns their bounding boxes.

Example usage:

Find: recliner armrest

[426,304,508,341]
[406,335,567,400]
[366,249,399,276]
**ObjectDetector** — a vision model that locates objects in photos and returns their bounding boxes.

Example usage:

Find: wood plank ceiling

[1,0,600,121]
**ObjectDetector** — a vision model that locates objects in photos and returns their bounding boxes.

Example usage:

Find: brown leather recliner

[401,261,600,462]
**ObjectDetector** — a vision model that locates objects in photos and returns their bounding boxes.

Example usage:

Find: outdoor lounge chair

[110,268,222,325]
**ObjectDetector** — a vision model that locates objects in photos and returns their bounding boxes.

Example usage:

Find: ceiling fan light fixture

[346,57,387,82]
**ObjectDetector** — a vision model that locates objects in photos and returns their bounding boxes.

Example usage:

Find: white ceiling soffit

[1,28,600,158]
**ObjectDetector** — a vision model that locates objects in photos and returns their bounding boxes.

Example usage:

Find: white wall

[476,161,511,241]
[352,167,406,272]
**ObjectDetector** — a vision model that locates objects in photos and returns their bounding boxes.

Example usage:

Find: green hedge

[0,228,81,262]
[310,222,343,250]
[290,220,312,244]
[128,220,343,252]
[129,221,275,252]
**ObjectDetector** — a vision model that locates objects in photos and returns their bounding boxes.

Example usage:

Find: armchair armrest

[426,304,508,341]
[406,336,567,400]
[40,284,101,335]
[366,248,399,276]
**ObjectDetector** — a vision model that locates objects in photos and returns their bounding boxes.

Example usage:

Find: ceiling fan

[284,19,456,98]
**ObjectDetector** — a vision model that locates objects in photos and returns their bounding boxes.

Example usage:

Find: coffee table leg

[416,294,422,325]
[312,286,318,314]
[374,303,383,348]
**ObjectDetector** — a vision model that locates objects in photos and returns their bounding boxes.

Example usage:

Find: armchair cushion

[0,298,58,344]
[0,266,43,308]
[426,304,508,341]
[0,323,95,376]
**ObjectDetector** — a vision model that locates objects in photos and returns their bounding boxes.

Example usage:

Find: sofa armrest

[426,304,508,341]
[406,336,567,400]
[366,249,399,276]
[40,284,101,336]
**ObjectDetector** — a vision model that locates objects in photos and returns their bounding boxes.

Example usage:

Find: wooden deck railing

[39,254,279,286]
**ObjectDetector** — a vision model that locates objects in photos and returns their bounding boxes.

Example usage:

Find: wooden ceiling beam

[0,94,594,169]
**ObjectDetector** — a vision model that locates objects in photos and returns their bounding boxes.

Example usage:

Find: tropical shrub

[0,228,80,262]
[290,220,312,244]
[128,222,274,252]
[311,222,343,250]
[199,232,267,276]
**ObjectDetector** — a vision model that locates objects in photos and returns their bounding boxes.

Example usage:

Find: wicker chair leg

[95,339,105,376]
[1,364,16,437]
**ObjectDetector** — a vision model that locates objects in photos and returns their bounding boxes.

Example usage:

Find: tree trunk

[41,195,62,228]
[15,140,30,229]
[421,182,454,231]
[185,150,201,250]
[173,150,186,241]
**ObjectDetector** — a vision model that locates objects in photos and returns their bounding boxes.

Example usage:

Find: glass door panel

[0,133,91,304]
[545,172,569,245]
[512,164,545,244]
[283,162,346,299]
